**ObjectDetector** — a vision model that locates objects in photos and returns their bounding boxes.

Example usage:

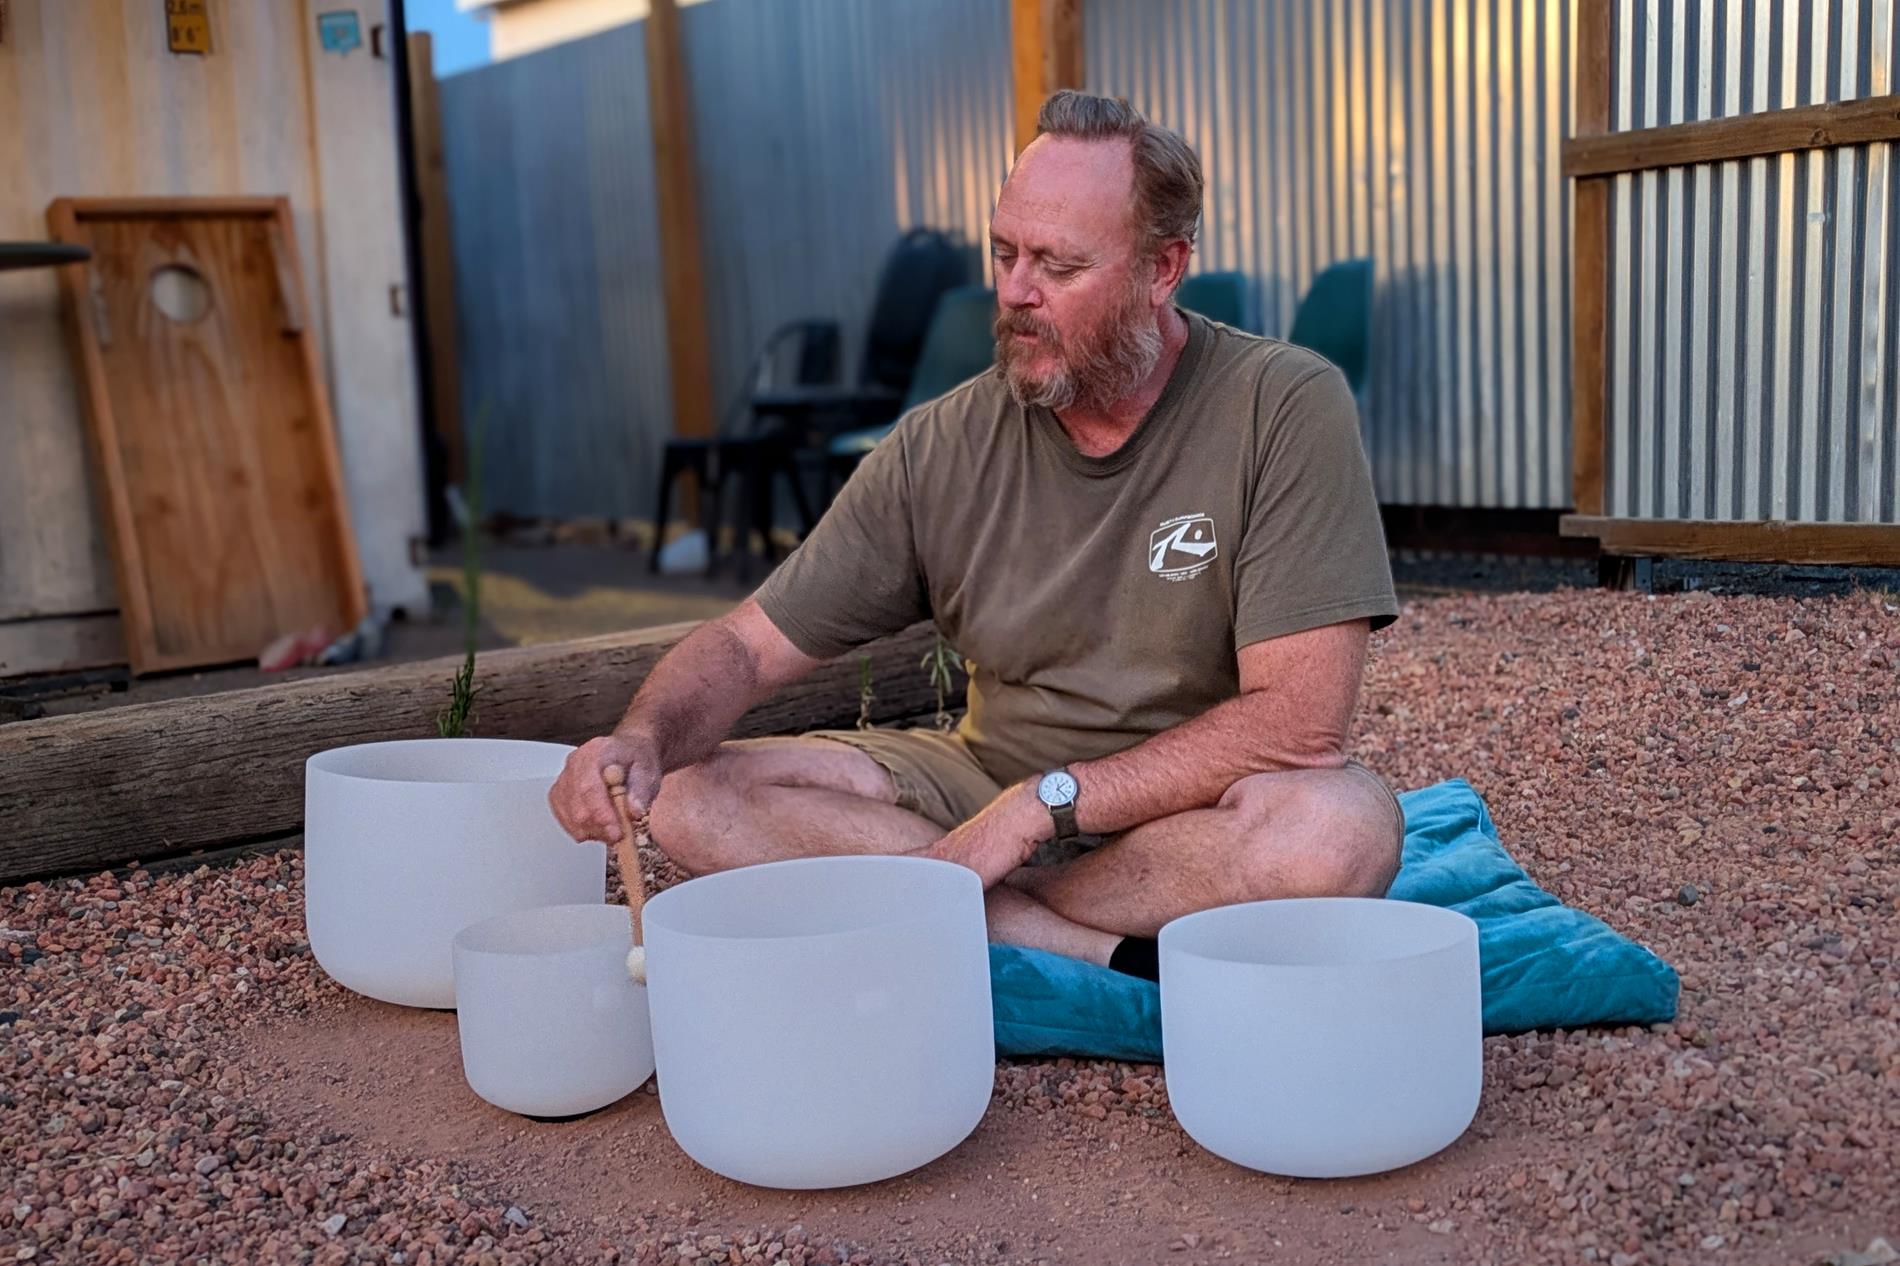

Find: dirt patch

[232,999,1493,1265]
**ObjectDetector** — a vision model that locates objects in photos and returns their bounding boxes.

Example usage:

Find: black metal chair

[747,228,965,422]
[823,283,1000,493]
[647,319,839,574]
[650,227,969,576]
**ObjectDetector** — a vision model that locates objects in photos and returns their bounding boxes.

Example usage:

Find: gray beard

[1004,309,1164,413]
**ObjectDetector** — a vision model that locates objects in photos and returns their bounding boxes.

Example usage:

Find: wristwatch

[1036,768,1081,843]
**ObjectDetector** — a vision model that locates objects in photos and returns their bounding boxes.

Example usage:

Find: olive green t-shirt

[755,311,1398,787]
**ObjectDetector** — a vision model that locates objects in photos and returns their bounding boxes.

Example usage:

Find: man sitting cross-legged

[546,91,1403,978]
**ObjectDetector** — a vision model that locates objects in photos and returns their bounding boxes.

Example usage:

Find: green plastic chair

[828,284,998,459]
[1287,257,1374,394]
[1176,270,1249,331]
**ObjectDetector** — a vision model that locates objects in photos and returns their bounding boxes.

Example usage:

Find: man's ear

[1151,239,1193,306]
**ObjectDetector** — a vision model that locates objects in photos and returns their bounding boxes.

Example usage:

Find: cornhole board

[46,197,366,675]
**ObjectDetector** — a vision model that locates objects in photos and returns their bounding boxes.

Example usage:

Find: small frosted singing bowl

[304,739,605,1008]
[643,855,994,1189]
[452,903,654,1117]
[1160,898,1481,1178]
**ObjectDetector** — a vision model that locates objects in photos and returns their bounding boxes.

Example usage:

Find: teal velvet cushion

[991,778,1680,1062]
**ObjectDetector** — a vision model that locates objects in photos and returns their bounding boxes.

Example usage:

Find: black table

[0,242,91,272]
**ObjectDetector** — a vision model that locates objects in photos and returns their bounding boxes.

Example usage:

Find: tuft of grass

[855,654,875,730]
[436,649,479,738]
[437,408,486,738]
[921,632,960,731]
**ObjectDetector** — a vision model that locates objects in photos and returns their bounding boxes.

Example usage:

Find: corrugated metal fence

[440,0,1900,520]
[439,0,1009,521]
[1606,0,1899,524]
[439,0,1897,524]
[1088,0,1574,509]
[441,0,1586,519]
[440,25,674,521]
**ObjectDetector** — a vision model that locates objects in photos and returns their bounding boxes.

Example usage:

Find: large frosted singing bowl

[644,855,994,1189]
[304,739,605,1008]
[1160,897,1481,1178]
[453,903,654,1116]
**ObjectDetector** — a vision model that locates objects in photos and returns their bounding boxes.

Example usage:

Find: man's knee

[646,745,748,875]
[643,736,900,876]
[1219,767,1401,900]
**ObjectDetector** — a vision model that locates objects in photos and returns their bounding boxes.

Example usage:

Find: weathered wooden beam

[1011,0,1084,156]
[0,621,962,883]
[644,0,715,446]
[1562,93,1900,179]
[1560,516,1900,566]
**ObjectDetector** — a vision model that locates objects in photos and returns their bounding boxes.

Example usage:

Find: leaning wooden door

[47,197,366,675]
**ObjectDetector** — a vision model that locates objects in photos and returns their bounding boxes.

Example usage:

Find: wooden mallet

[602,764,649,984]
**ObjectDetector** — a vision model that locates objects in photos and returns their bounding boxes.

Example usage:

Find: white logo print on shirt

[1149,513,1218,581]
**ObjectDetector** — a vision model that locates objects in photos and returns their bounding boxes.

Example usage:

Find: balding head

[1027,91,1203,262]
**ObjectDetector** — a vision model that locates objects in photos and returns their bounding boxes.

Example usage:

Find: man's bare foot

[983,884,1119,965]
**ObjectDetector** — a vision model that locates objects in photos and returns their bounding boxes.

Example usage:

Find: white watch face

[1038,770,1078,806]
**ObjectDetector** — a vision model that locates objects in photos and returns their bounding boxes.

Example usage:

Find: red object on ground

[257,625,332,672]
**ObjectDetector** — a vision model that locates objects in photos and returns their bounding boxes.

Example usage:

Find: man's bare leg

[647,736,1120,958]
[1009,764,1403,940]
[646,737,943,873]
[650,743,1398,965]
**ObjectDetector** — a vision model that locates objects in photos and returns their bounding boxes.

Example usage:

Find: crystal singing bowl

[1160,897,1482,1178]
[304,739,605,1008]
[453,903,654,1117]
[643,855,995,1189]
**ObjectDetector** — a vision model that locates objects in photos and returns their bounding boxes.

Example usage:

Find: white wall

[303,0,432,619]
[468,0,714,63]
[487,0,644,59]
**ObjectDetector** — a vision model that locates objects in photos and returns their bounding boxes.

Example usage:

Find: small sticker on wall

[166,0,211,54]
[317,9,363,55]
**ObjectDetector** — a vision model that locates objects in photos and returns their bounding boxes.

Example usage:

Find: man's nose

[996,259,1040,310]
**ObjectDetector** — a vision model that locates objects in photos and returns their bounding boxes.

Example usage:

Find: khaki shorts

[806,727,1002,830]
[796,727,1406,866]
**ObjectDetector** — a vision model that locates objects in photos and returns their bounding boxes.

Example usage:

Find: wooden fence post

[1570,0,1612,518]
[405,32,466,486]
[644,0,715,467]
[1011,0,1084,157]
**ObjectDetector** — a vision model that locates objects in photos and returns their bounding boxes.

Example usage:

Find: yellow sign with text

[166,0,211,55]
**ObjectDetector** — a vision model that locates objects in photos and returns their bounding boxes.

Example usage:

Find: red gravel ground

[2,587,1895,1265]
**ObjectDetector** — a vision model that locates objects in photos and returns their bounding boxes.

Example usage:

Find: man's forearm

[1069,690,1347,836]
[612,617,766,773]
